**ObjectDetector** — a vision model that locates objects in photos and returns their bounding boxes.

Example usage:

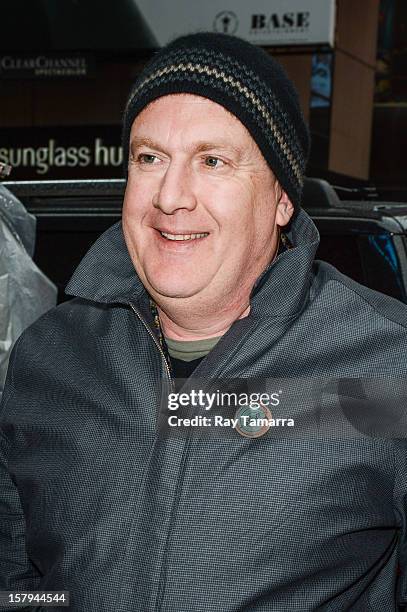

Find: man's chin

[146,279,204,300]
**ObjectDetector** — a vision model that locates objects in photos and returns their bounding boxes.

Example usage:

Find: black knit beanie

[122,32,310,210]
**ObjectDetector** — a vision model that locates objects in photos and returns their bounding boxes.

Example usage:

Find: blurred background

[0,0,405,198]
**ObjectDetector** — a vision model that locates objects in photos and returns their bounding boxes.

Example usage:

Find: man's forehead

[129,93,259,157]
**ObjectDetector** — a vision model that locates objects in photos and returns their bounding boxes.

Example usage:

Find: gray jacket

[1,209,407,611]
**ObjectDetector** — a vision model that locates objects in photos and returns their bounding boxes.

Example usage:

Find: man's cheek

[124,191,150,218]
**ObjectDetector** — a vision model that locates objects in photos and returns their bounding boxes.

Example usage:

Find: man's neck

[157,302,251,341]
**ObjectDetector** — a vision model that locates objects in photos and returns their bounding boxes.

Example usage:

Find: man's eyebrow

[193,141,242,155]
[130,137,163,152]
[130,136,243,157]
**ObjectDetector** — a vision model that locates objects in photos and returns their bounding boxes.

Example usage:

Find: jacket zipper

[129,301,174,390]
[129,300,188,611]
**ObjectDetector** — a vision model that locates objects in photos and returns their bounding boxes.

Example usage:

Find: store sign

[0,127,123,180]
[0,54,94,79]
[136,0,336,47]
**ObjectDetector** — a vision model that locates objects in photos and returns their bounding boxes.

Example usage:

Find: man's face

[122,94,293,309]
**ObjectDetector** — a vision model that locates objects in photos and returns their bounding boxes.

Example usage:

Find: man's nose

[153,161,197,213]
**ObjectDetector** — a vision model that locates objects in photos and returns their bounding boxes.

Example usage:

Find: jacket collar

[249,208,320,319]
[65,209,320,321]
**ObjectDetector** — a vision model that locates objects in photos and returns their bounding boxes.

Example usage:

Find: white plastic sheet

[0,185,57,394]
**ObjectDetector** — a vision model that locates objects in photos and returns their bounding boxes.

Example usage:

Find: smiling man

[122,94,292,343]
[1,32,407,612]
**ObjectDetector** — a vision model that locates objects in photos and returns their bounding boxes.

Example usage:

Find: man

[1,32,407,611]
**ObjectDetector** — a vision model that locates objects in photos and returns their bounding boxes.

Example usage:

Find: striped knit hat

[122,32,310,209]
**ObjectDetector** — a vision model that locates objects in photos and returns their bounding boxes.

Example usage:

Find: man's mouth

[159,231,209,241]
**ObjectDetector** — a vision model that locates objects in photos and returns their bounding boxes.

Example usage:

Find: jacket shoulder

[312,260,407,331]
[0,297,129,416]
[2,298,124,383]
[14,298,114,346]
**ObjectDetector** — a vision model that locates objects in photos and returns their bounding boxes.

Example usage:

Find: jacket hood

[65,208,320,320]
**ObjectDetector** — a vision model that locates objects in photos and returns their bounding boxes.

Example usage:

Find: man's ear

[275,188,295,227]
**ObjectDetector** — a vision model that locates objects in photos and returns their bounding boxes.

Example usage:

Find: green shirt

[164,335,222,362]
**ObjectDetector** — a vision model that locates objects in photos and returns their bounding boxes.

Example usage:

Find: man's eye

[204,156,225,168]
[138,153,158,164]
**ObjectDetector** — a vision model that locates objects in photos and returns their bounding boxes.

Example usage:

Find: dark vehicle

[2,178,407,305]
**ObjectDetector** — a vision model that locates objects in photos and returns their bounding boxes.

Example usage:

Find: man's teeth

[160,231,209,241]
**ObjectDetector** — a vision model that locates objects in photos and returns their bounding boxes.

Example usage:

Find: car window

[316,232,406,303]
